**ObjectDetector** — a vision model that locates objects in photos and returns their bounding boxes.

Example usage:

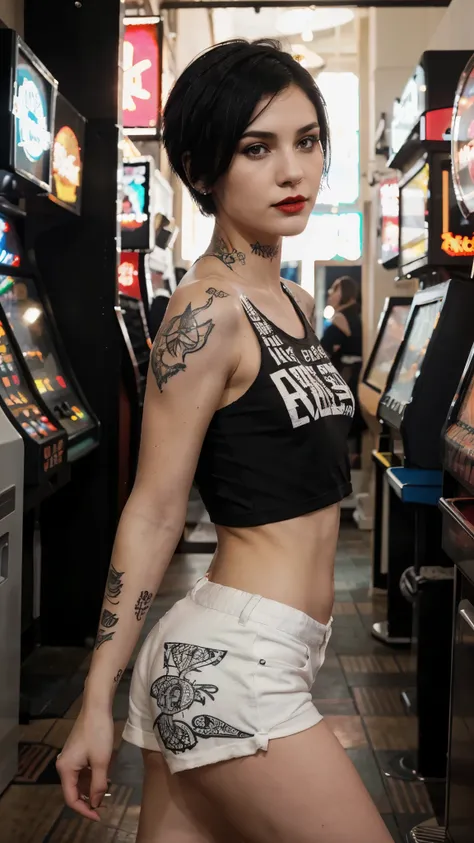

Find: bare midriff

[207,502,340,625]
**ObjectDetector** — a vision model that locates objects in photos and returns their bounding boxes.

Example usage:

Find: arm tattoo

[101,609,119,628]
[151,294,215,391]
[208,237,245,270]
[95,629,115,650]
[114,669,123,684]
[94,608,119,651]
[135,590,153,621]
[250,241,278,260]
[106,565,124,605]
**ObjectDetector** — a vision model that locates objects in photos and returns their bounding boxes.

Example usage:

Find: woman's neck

[204,223,283,292]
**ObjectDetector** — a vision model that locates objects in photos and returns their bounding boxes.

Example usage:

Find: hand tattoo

[208,237,245,270]
[135,590,153,621]
[106,565,124,605]
[250,241,278,260]
[114,669,123,684]
[151,295,214,391]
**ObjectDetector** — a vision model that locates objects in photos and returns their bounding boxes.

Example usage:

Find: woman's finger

[56,759,101,822]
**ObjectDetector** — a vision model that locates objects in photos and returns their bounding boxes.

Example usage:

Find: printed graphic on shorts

[150,642,254,754]
[241,293,355,429]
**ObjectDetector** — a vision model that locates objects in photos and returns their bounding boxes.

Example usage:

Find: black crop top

[194,284,355,527]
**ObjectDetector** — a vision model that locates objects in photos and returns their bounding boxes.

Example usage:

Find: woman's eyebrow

[240,121,320,141]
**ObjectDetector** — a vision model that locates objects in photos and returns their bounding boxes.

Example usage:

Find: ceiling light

[277,8,354,37]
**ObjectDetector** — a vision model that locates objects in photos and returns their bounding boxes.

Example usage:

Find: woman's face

[327,280,342,309]
[212,85,324,240]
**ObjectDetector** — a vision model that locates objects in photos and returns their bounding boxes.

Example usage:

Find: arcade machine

[0,31,100,649]
[357,297,411,571]
[0,407,24,794]
[118,250,151,402]
[426,52,474,843]
[367,51,474,796]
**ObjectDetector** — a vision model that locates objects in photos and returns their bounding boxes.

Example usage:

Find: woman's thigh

[137,750,245,843]
[181,721,394,843]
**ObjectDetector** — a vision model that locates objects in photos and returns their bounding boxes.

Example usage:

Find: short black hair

[162,39,330,216]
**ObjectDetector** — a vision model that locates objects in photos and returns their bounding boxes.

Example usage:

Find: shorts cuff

[122,720,161,752]
[268,709,324,742]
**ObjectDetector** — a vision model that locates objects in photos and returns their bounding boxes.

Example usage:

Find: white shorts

[122,577,332,774]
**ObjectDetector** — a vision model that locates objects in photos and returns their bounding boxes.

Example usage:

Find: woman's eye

[299,135,320,150]
[243,144,267,158]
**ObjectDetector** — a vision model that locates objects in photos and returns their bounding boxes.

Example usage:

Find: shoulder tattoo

[151,288,227,392]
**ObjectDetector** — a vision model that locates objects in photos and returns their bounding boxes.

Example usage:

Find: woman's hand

[56,707,114,822]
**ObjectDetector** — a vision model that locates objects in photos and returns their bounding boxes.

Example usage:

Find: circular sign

[52,125,81,205]
[452,53,474,219]
[13,66,50,163]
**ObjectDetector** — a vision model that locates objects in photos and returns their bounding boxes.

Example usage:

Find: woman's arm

[57,280,240,818]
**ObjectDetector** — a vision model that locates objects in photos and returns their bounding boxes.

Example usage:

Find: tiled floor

[1,524,440,842]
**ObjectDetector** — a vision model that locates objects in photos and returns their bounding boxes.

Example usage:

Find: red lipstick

[274,195,307,214]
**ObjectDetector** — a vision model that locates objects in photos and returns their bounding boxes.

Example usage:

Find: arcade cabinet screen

[121,162,151,251]
[0,315,58,440]
[400,164,429,269]
[379,179,399,266]
[365,304,411,393]
[50,93,85,215]
[13,45,55,191]
[452,60,474,216]
[0,275,91,430]
[0,215,22,268]
[388,298,442,407]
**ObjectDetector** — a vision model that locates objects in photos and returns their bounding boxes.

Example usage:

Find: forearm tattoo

[251,241,278,260]
[151,289,226,391]
[208,236,245,270]
[114,669,123,684]
[95,607,119,651]
[135,590,153,621]
[106,564,124,605]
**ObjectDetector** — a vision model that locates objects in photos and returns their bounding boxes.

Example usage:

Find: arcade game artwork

[50,92,85,215]
[121,160,153,252]
[452,53,474,219]
[386,298,442,408]
[364,305,411,393]
[379,177,399,269]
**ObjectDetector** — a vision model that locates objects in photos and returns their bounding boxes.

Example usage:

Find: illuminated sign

[0,218,21,268]
[452,54,474,218]
[50,93,85,214]
[12,46,56,190]
[0,276,14,296]
[123,18,160,137]
[120,160,153,252]
[118,252,141,299]
[441,232,474,256]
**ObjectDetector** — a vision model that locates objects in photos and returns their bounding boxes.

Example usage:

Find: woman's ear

[181,152,210,195]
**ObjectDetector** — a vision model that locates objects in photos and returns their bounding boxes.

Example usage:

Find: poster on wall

[12,39,57,191]
[123,17,161,137]
[50,93,85,215]
[120,160,153,252]
[118,252,141,299]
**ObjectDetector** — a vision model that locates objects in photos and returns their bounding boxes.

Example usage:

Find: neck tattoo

[250,241,279,261]
[209,236,246,270]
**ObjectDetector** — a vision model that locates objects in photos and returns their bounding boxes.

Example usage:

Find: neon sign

[120,160,152,252]
[52,126,81,205]
[441,231,474,257]
[13,68,50,163]
[123,19,160,136]
[0,219,20,268]
[118,252,141,299]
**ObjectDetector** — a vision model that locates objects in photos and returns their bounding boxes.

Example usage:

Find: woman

[57,40,393,843]
[322,276,365,464]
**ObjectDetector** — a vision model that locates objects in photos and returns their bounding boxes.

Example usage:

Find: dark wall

[23,0,125,643]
